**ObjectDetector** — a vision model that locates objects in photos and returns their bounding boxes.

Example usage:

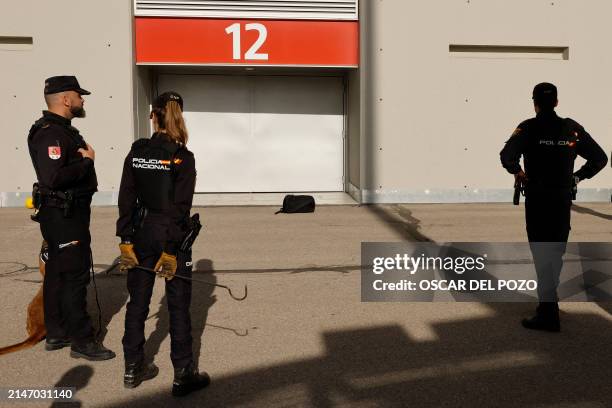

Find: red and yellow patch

[48,146,61,160]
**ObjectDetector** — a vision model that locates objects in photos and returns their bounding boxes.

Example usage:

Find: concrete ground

[0,203,610,407]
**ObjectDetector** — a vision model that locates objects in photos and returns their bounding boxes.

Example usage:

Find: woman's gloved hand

[119,242,139,272]
[155,251,177,281]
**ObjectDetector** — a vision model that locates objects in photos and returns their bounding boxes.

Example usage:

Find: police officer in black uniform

[500,82,608,331]
[117,91,210,396]
[27,76,115,360]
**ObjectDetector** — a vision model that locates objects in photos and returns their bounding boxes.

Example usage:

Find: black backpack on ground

[275,195,315,214]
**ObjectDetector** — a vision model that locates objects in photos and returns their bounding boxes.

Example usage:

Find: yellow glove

[155,251,177,281]
[119,243,139,272]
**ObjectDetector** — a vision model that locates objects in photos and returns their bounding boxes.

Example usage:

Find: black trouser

[525,188,572,303]
[38,203,94,344]
[122,221,193,369]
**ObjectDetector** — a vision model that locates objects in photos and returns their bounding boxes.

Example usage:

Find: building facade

[1,0,610,206]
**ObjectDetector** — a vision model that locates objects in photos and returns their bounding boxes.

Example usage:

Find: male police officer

[27,76,115,360]
[500,82,608,332]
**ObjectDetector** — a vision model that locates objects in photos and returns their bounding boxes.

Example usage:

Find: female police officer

[116,91,210,396]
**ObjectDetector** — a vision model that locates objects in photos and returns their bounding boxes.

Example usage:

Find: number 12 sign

[135,18,359,67]
[225,23,268,61]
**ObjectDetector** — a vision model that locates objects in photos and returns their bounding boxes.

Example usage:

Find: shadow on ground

[92,302,612,408]
[364,205,432,242]
[572,204,612,221]
[50,364,93,408]
[88,266,129,343]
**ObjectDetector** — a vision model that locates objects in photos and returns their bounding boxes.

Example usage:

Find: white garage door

[157,74,345,192]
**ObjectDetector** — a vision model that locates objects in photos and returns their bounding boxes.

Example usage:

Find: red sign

[135,18,358,67]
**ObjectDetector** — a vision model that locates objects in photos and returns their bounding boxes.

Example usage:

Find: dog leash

[133,265,248,301]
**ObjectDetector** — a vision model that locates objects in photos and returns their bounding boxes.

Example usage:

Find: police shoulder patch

[48,146,61,160]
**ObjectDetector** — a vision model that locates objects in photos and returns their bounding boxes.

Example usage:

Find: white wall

[361,0,611,202]
[0,0,134,206]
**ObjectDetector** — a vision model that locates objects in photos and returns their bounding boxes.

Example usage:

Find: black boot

[124,360,159,389]
[45,337,71,351]
[522,302,560,332]
[172,361,211,397]
[70,341,116,361]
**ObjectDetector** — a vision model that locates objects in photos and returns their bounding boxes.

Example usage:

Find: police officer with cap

[117,91,210,395]
[27,76,115,359]
[500,82,608,331]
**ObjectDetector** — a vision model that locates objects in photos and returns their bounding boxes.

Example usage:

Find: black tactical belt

[41,196,91,208]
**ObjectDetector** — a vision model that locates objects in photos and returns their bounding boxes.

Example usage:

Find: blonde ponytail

[163,101,188,145]
[152,100,188,146]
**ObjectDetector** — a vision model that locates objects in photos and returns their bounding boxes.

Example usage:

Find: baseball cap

[153,91,183,111]
[44,76,91,95]
[532,82,557,106]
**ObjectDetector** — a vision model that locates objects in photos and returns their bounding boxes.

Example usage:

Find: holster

[30,183,42,222]
[179,213,202,253]
[61,190,75,218]
[32,183,41,209]
[513,181,524,205]
[131,201,148,232]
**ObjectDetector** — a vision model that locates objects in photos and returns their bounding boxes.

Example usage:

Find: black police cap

[44,76,91,95]
[532,82,557,103]
[153,91,184,111]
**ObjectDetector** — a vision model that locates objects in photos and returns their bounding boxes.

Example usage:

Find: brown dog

[0,241,47,355]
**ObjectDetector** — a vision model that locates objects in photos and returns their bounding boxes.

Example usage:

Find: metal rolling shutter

[134,0,358,20]
[158,74,345,193]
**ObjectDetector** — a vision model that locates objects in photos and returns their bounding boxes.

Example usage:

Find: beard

[70,106,86,118]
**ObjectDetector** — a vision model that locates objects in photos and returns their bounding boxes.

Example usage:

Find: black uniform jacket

[116,133,196,252]
[27,111,97,195]
[500,111,608,189]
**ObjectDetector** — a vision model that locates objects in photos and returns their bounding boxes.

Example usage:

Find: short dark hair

[533,82,557,110]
